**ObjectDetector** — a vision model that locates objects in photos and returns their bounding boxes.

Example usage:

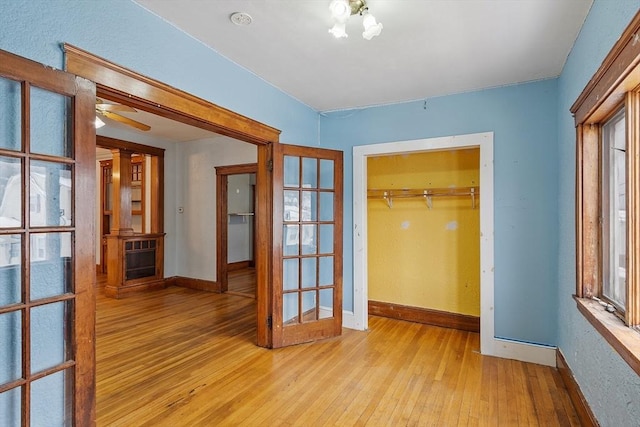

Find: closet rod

[367,186,479,209]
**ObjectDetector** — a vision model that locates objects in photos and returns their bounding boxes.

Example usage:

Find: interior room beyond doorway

[225,171,257,299]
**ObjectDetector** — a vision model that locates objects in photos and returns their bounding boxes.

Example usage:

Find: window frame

[572,10,640,376]
[601,107,627,314]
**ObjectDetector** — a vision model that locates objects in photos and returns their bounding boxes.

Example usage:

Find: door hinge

[267,159,273,172]
[267,315,273,329]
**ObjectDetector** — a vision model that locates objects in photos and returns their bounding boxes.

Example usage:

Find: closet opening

[352,133,495,356]
[366,148,481,332]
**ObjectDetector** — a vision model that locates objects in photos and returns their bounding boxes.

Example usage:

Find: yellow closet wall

[367,148,480,316]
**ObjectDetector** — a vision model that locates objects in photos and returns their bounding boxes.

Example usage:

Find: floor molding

[104,278,167,299]
[556,349,599,427]
[490,338,556,366]
[174,276,221,293]
[368,300,480,332]
[342,310,357,330]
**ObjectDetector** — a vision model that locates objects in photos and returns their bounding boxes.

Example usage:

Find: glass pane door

[0,49,95,426]
[272,144,343,348]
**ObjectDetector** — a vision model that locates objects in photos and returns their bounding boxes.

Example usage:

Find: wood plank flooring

[96,277,580,426]
[226,267,256,298]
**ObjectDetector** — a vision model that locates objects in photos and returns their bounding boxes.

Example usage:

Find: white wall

[176,136,257,281]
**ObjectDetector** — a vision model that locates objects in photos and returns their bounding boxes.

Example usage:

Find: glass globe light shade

[362,13,382,40]
[329,0,351,22]
[328,22,348,38]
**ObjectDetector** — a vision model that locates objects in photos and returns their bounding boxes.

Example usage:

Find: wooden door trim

[63,44,276,349]
[215,163,257,293]
[96,135,165,235]
[97,135,165,157]
[72,72,98,427]
[63,44,280,145]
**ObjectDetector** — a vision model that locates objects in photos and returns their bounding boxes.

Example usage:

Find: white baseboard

[342,310,364,330]
[489,338,556,366]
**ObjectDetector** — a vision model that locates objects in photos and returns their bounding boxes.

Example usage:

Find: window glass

[0,234,21,305]
[302,157,317,188]
[602,110,626,309]
[283,293,298,325]
[31,369,71,427]
[31,301,70,374]
[0,76,21,151]
[319,192,334,221]
[301,257,317,288]
[30,232,72,300]
[319,288,333,319]
[0,156,22,229]
[319,257,334,286]
[283,258,299,291]
[284,156,299,188]
[29,161,72,227]
[30,86,71,158]
[0,311,21,384]
[0,386,21,426]
[319,159,334,190]
[301,290,317,322]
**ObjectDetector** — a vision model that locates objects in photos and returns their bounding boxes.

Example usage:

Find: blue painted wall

[0,0,317,145]
[2,0,640,424]
[321,79,560,345]
[557,1,640,425]
[1,0,557,346]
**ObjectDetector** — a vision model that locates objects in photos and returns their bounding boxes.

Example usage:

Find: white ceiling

[135,0,593,112]
[97,105,218,142]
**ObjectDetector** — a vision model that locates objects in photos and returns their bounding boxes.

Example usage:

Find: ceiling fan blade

[100,111,151,131]
[96,103,137,113]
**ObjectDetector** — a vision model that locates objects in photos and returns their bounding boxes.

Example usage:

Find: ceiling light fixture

[230,12,252,26]
[328,0,382,40]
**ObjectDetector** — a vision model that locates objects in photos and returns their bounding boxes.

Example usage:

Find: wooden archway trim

[63,43,281,145]
[97,135,166,157]
[64,43,274,348]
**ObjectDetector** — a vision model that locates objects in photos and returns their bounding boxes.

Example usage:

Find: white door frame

[351,132,555,366]
[352,133,495,353]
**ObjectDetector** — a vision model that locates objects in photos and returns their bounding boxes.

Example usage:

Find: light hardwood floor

[226,267,256,298]
[96,276,579,426]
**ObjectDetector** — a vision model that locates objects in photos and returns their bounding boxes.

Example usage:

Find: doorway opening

[366,148,481,332]
[216,163,257,299]
[64,44,278,347]
[94,134,166,297]
[353,132,495,356]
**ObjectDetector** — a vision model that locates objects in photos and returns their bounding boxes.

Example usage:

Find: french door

[271,143,343,348]
[0,50,96,425]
